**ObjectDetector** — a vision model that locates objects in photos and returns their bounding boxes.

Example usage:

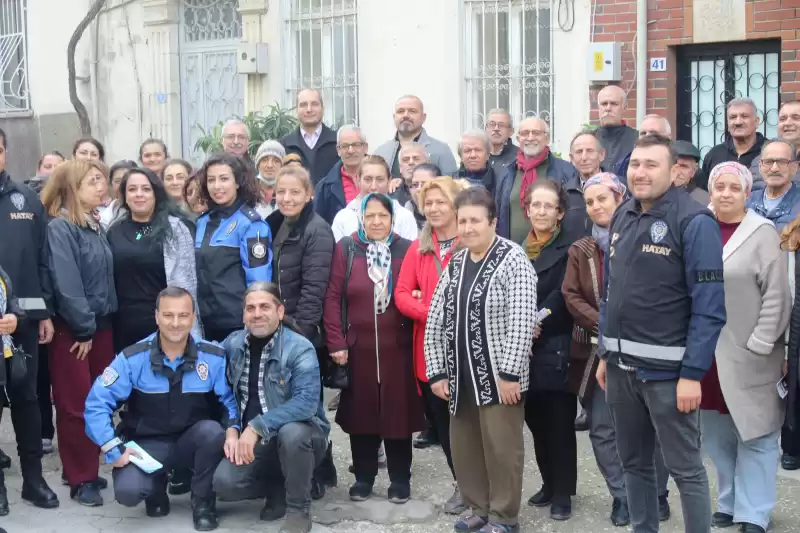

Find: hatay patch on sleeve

[101,367,119,387]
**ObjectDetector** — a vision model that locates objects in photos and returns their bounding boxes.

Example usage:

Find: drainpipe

[89,17,100,137]
[636,0,647,125]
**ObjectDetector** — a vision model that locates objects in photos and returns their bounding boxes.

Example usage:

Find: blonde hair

[781,214,800,251]
[275,165,313,193]
[41,159,108,227]
[418,176,470,208]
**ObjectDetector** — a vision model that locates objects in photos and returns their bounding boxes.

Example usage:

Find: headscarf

[707,161,753,194]
[583,172,627,253]
[357,193,396,314]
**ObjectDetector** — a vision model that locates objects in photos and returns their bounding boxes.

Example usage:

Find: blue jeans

[701,410,779,530]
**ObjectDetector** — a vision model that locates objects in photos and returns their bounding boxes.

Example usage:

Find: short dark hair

[117,167,186,243]
[632,134,677,165]
[780,100,800,112]
[161,158,193,180]
[762,137,799,161]
[243,281,304,335]
[412,163,442,178]
[197,152,260,208]
[0,127,7,149]
[139,138,169,161]
[72,137,106,161]
[454,186,497,221]
[525,178,569,213]
[569,129,601,152]
[156,286,194,310]
[109,160,137,183]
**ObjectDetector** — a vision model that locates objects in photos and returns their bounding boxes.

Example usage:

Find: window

[0,0,30,114]
[462,0,552,130]
[284,0,359,128]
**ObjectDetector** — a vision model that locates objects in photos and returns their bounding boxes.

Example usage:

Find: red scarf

[516,147,550,210]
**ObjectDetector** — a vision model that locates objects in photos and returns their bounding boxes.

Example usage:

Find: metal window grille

[0,0,29,114]
[462,0,552,130]
[284,0,359,128]
[183,0,242,42]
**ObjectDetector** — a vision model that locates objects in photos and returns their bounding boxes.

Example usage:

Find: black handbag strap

[340,237,356,339]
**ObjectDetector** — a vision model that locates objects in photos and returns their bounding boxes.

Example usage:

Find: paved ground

[0,395,799,532]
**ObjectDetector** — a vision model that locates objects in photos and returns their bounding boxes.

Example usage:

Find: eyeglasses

[518,129,547,138]
[487,121,510,130]
[760,158,793,169]
[338,142,365,151]
[529,201,558,212]
[223,134,249,142]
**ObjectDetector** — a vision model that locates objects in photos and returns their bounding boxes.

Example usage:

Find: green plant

[193,102,300,157]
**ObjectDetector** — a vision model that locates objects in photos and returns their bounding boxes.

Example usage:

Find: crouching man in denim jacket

[213,281,330,533]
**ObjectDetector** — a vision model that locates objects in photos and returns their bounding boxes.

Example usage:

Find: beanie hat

[255,140,286,169]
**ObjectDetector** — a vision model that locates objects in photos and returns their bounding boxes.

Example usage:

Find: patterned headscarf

[582,172,628,197]
[357,193,396,314]
[708,161,753,194]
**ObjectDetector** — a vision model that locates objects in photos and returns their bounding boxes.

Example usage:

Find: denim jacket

[747,183,800,231]
[222,326,330,441]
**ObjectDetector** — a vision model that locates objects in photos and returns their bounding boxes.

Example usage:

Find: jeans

[701,410,779,530]
[113,420,225,505]
[588,383,670,501]
[606,362,710,533]
[214,421,327,512]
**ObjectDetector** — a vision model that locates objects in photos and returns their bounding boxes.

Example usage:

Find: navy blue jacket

[195,202,272,332]
[494,153,580,239]
[313,161,347,225]
[84,333,238,464]
[599,187,726,381]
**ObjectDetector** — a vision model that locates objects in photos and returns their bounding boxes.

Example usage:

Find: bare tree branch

[67,0,107,136]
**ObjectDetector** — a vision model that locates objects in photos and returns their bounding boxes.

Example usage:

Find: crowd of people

[0,85,800,533]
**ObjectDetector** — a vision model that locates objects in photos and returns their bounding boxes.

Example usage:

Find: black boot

[0,474,8,516]
[413,428,440,449]
[574,410,589,432]
[192,497,218,531]
[0,449,10,470]
[21,475,59,509]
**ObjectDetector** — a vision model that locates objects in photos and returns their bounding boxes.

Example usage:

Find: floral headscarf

[708,161,753,194]
[357,193,396,314]
[583,172,627,253]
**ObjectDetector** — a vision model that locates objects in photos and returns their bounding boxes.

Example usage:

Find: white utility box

[587,42,622,82]
[237,43,269,75]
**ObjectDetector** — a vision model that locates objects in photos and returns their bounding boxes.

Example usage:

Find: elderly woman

[255,140,286,218]
[702,162,790,533]
[324,193,424,504]
[425,187,537,533]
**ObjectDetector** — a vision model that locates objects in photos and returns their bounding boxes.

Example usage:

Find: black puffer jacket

[267,202,335,345]
[786,249,800,431]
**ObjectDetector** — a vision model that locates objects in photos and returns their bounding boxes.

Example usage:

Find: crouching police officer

[213,282,330,533]
[84,287,240,531]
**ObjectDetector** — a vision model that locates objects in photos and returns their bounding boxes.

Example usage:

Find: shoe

[711,512,734,528]
[70,482,103,507]
[0,449,11,470]
[527,488,552,507]
[259,493,287,521]
[610,498,630,527]
[413,428,440,449]
[0,479,8,516]
[41,439,53,455]
[21,477,59,509]
[168,468,192,495]
[310,478,325,501]
[280,511,313,533]
[574,410,589,431]
[740,525,766,533]
[192,497,218,531]
[388,481,410,504]
[61,474,107,490]
[444,484,467,515]
[454,514,488,532]
[145,492,170,518]
[479,522,519,533]
[550,500,572,521]
[658,495,671,522]
[327,392,341,411]
[349,481,373,501]
[781,453,800,470]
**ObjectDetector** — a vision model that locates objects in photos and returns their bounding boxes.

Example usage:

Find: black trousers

[525,390,578,504]
[1,320,44,477]
[419,379,454,478]
[783,391,800,456]
[350,435,412,485]
[37,343,54,440]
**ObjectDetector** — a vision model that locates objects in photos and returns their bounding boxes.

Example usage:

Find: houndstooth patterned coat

[423,236,538,414]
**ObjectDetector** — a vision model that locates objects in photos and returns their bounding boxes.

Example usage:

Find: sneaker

[387,481,410,504]
[349,481,373,501]
[658,495,671,522]
[41,439,54,455]
[280,511,313,533]
[70,482,103,507]
[444,484,467,515]
[454,514,488,532]
[479,522,519,533]
[61,474,107,490]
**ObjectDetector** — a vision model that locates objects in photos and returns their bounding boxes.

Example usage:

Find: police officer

[0,127,59,514]
[85,286,239,531]
[597,134,726,533]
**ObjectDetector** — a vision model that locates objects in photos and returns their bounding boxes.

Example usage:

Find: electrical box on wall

[587,42,622,82]
[237,43,269,75]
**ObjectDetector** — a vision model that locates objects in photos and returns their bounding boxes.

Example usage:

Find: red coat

[395,226,461,384]
[324,235,425,438]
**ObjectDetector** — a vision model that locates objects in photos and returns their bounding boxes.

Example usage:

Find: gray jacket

[373,128,458,176]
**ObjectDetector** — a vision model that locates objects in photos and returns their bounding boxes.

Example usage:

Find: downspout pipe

[636,0,647,125]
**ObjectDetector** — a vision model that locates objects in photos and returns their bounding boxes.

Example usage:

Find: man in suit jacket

[280,89,339,186]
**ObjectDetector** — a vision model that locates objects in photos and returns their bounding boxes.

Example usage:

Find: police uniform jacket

[599,186,727,381]
[84,333,239,464]
[0,171,53,321]
[195,202,273,332]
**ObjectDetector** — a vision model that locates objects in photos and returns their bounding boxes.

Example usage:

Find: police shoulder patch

[197,342,225,357]
[101,367,119,387]
[240,206,261,222]
[122,341,152,358]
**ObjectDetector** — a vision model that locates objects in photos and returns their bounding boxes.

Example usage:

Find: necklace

[135,225,152,241]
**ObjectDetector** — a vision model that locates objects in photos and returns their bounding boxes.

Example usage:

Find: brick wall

[589,0,800,128]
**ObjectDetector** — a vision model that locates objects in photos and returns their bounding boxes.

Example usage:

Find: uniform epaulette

[122,341,151,358]
[197,342,225,357]
[240,205,261,222]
